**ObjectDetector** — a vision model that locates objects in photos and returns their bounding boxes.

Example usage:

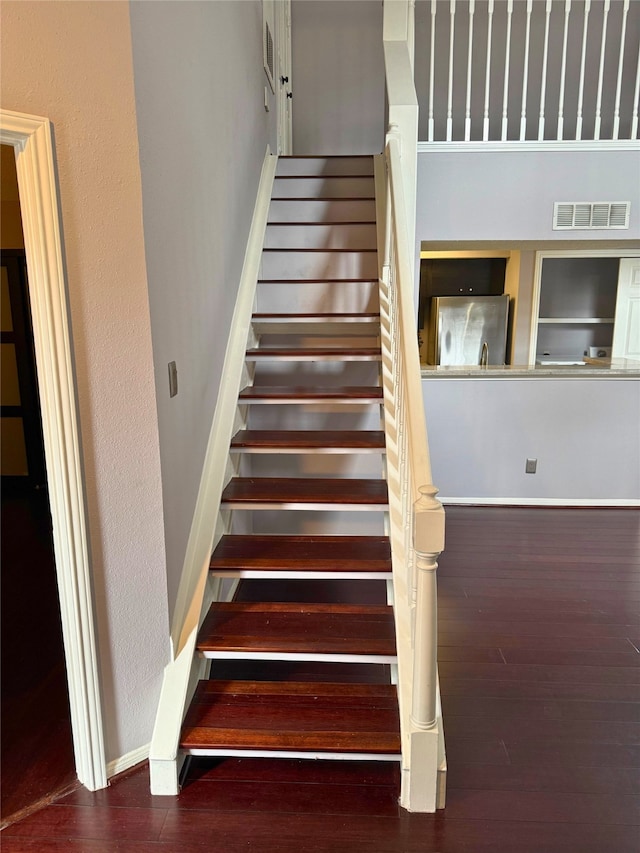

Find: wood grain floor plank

[1,804,167,843]
[5,506,639,851]
[446,762,640,795]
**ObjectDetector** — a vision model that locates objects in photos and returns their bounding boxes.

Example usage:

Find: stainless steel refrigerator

[427,295,509,366]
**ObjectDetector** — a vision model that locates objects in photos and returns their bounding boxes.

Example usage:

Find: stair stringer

[149,148,277,796]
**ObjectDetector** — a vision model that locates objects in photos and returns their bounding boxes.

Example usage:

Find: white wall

[129,1,275,623]
[1,1,169,763]
[291,0,385,154]
[423,377,640,503]
[416,149,640,243]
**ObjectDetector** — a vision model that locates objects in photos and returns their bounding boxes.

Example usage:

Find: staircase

[178,156,403,770]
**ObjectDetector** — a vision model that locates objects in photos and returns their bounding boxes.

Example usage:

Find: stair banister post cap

[413,484,445,556]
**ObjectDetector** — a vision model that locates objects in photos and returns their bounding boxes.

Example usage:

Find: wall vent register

[553,202,630,231]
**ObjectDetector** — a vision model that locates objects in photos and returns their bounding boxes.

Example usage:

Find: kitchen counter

[420,359,640,379]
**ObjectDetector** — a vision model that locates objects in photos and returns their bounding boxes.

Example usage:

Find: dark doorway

[1,150,76,827]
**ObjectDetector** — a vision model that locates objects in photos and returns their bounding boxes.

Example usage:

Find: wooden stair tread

[191,680,396,699]
[238,385,383,401]
[267,221,377,226]
[257,277,378,284]
[221,477,388,506]
[197,602,396,656]
[270,197,376,202]
[274,175,375,180]
[262,247,377,253]
[230,430,385,450]
[210,535,391,573]
[181,681,400,754]
[252,313,380,320]
[245,347,381,359]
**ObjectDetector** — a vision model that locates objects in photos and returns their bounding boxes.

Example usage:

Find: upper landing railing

[415,0,640,143]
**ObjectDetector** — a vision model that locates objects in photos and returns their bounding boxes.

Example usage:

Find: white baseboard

[107,743,150,779]
[440,496,640,507]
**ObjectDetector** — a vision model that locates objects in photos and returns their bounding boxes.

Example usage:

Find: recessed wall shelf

[537,317,615,324]
[531,255,621,366]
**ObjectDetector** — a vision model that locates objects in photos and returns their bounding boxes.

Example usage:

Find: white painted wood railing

[377,135,447,813]
[381,0,446,813]
[149,149,277,795]
[416,0,640,143]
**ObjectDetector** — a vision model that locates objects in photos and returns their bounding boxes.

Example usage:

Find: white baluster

[613,0,630,140]
[483,0,495,141]
[429,0,437,141]
[576,0,591,140]
[557,0,572,141]
[465,0,476,141]
[632,42,640,139]
[520,0,533,140]
[501,0,514,141]
[447,0,456,142]
[594,0,611,140]
[538,0,553,140]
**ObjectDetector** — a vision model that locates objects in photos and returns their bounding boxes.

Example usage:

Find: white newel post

[411,485,444,729]
[403,484,445,812]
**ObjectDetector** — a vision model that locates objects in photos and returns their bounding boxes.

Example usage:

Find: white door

[612,258,640,362]
[275,0,293,154]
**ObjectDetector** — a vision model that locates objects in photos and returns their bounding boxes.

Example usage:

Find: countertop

[420,359,640,378]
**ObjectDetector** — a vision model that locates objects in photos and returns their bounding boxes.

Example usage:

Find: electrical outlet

[525,458,537,474]
[168,361,178,398]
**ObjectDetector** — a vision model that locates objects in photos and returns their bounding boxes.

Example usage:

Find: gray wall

[416,148,640,243]
[423,377,640,502]
[2,0,170,764]
[130,0,275,623]
[291,0,385,154]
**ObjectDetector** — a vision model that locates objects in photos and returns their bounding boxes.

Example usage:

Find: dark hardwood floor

[2,506,639,851]
[1,492,76,828]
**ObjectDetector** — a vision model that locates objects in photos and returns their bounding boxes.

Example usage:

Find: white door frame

[0,109,107,791]
[275,0,293,154]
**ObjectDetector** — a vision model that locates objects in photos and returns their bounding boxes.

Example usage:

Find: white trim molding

[107,744,149,780]
[441,497,640,507]
[418,140,640,154]
[0,109,107,790]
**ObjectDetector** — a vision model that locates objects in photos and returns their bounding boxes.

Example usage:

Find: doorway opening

[1,145,76,826]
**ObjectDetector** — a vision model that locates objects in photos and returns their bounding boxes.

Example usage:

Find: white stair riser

[268,198,376,223]
[183,750,401,762]
[273,176,374,199]
[256,335,380,348]
[264,223,377,250]
[247,455,384,479]
[261,250,378,281]
[256,281,379,314]
[248,509,386,536]
[248,406,383,432]
[250,361,380,387]
[211,570,393,580]
[276,157,375,177]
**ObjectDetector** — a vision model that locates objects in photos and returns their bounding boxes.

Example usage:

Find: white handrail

[382,1,446,811]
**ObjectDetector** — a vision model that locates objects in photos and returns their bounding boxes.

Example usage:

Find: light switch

[525,458,537,474]
[168,361,178,398]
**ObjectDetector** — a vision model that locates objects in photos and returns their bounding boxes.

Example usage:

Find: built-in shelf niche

[534,256,619,364]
